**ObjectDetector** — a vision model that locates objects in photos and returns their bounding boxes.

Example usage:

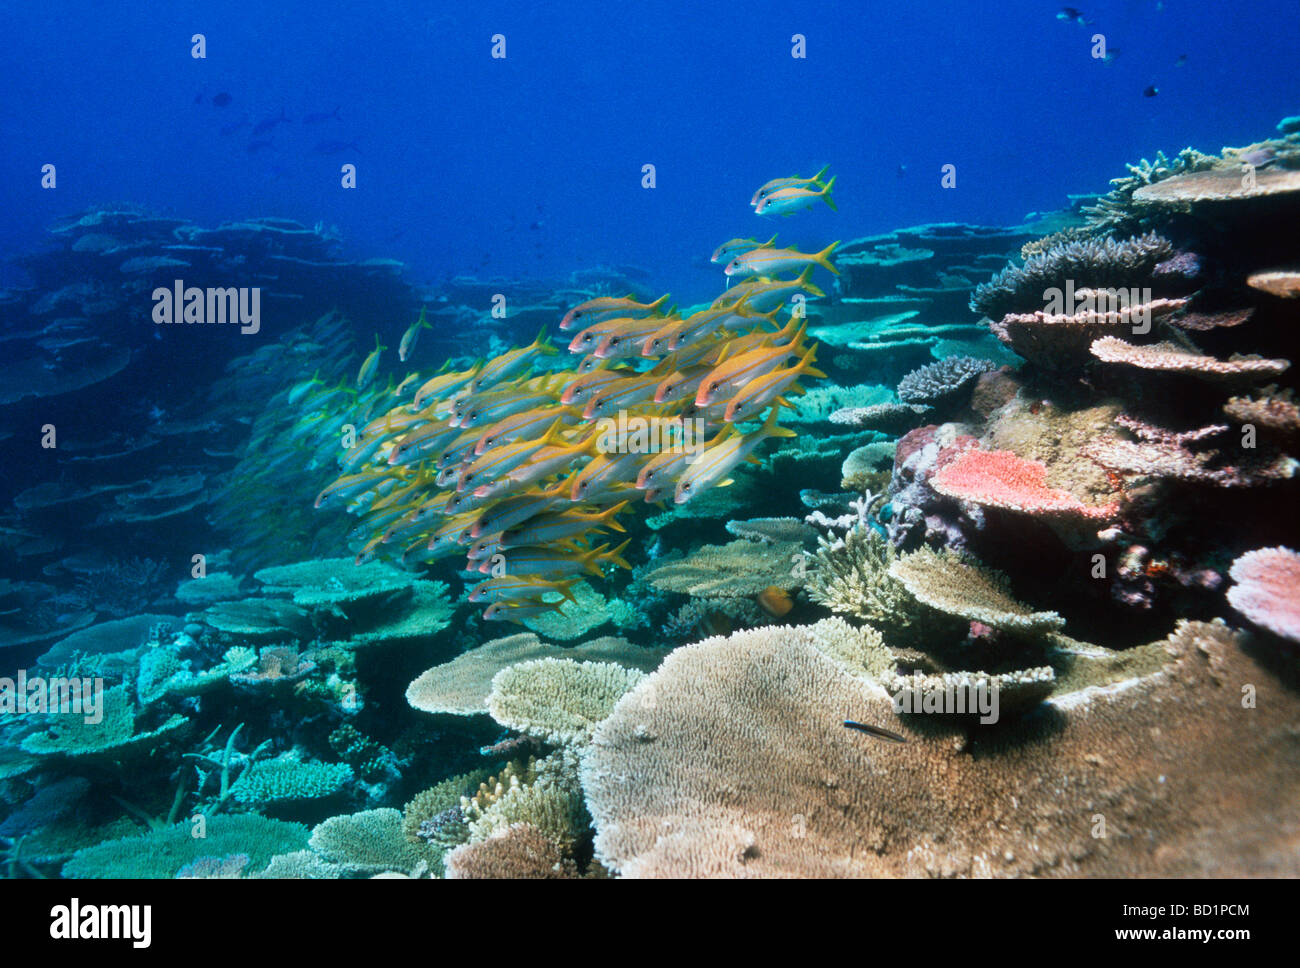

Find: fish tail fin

[555,579,580,605]
[600,499,630,531]
[761,404,798,439]
[796,265,827,300]
[814,240,841,275]
[762,233,778,248]
[540,417,567,447]
[800,344,828,379]
[810,164,830,184]
[534,326,558,355]
[821,174,838,212]
[649,293,670,312]
[419,306,431,329]
[602,538,633,571]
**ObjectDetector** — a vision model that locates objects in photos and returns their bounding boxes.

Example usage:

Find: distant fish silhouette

[252,108,291,137]
[1143,85,1159,98]
[212,92,232,108]
[303,106,342,123]
[1056,6,1091,25]
[314,140,359,155]
[1175,53,1188,67]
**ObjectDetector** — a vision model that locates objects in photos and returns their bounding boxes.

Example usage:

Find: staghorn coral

[443,822,578,879]
[582,618,1300,877]
[1080,147,1219,233]
[888,547,1065,636]
[896,356,996,407]
[486,659,645,746]
[1089,336,1291,380]
[970,232,1175,319]
[1226,547,1300,642]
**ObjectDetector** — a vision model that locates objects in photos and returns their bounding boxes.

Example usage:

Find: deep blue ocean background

[3,0,1299,303]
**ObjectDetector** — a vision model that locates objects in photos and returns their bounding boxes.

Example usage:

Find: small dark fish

[1143,85,1159,98]
[1175,54,1188,67]
[897,163,907,177]
[212,92,232,108]
[303,106,342,123]
[247,139,273,154]
[1056,6,1090,25]
[314,140,359,155]
[252,108,291,137]
[843,720,907,743]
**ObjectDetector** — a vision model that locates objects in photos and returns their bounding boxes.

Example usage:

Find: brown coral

[582,619,1300,877]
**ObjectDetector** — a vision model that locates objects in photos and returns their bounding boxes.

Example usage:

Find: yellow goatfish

[468,327,557,393]
[711,234,777,265]
[756,175,837,216]
[414,362,483,409]
[695,321,809,406]
[356,334,387,389]
[724,242,840,278]
[560,293,669,331]
[714,267,826,313]
[499,501,630,548]
[674,406,796,504]
[723,346,826,423]
[750,165,830,207]
[398,306,432,362]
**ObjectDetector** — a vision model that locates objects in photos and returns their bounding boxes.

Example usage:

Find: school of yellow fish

[309,170,838,624]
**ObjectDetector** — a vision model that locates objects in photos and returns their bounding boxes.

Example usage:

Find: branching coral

[970,232,1175,319]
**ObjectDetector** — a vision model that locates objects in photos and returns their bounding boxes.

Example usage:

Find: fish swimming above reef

[312,242,830,622]
[750,165,830,208]
[755,175,837,216]
[724,242,841,278]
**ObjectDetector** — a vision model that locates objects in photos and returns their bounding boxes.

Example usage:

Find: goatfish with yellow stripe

[455,419,569,494]
[484,540,632,578]
[711,234,777,265]
[467,574,580,605]
[750,165,830,208]
[695,321,810,406]
[467,327,558,393]
[399,306,432,362]
[560,293,670,332]
[715,267,825,312]
[356,334,387,389]
[756,175,837,215]
[724,241,840,278]
[723,345,825,423]
[413,362,483,409]
[482,600,568,623]
[674,406,796,504]
[498,501,629,548]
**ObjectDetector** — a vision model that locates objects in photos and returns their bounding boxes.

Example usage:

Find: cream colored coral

[487,658,645,746]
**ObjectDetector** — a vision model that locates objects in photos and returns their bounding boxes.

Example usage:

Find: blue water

[3,0,1297,302]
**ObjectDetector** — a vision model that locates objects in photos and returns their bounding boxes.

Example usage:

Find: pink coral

[1227,547,1300,642]
[931,449,1117,521]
